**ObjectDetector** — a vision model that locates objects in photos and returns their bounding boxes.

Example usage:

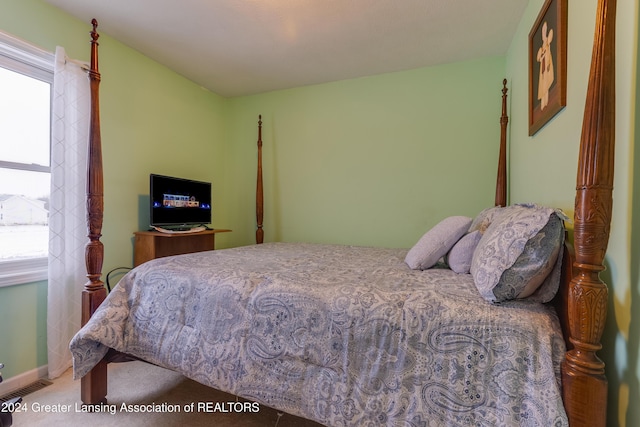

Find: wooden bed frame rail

[79,0,616,422]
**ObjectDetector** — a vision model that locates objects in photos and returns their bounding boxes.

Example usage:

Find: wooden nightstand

[133,229,231,266]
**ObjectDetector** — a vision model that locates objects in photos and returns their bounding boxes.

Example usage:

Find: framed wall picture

[528,0,567,136]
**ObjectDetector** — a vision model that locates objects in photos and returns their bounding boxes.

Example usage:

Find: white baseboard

[0,365,48,396]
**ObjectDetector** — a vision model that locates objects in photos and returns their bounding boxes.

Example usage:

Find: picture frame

[528,0,567,136]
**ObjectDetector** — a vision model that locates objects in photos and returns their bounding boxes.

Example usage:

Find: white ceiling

[44,0,528,98]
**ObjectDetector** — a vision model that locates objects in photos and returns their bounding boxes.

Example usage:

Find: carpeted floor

[9,361,325,427]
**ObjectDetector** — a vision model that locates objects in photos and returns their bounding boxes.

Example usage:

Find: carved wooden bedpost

[256,115,264,244]
[562,0,616,425]
[495,79,508,207]
[80,19,108,404]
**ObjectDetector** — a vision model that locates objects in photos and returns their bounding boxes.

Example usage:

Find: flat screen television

[149,174,212,228]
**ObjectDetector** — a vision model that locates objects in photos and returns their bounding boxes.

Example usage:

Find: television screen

[150,174,212,227]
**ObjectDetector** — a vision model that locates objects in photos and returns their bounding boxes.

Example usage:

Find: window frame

[0,31,54,288]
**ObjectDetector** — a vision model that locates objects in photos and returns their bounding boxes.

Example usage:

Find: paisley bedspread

[70,242,568,426]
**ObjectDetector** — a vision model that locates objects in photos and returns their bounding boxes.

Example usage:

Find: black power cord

[105,266,132,292]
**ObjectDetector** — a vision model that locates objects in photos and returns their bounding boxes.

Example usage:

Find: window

[0,31,54,287]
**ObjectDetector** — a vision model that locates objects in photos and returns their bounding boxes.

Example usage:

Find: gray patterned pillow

[446,230,482,274]
[470,204,566,303]
[405,216,472,270]
[468,206,504,233]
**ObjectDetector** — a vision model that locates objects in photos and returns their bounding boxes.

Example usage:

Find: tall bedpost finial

[89,19,100,80]
[562,0,615,425]
[495,79,508,207]
[256,115,264,244]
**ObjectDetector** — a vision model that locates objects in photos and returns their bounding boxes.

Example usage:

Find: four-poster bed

[73,0,615,423]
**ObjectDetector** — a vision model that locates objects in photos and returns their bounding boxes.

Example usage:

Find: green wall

[226,57,506,247]
[505,1,639,426]
[0,281,47,379]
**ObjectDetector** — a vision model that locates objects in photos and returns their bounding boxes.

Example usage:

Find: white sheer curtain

[47,46,90,379]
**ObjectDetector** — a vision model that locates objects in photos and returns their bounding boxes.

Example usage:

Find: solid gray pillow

[405,216,472,270]
[446,230,482,274]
